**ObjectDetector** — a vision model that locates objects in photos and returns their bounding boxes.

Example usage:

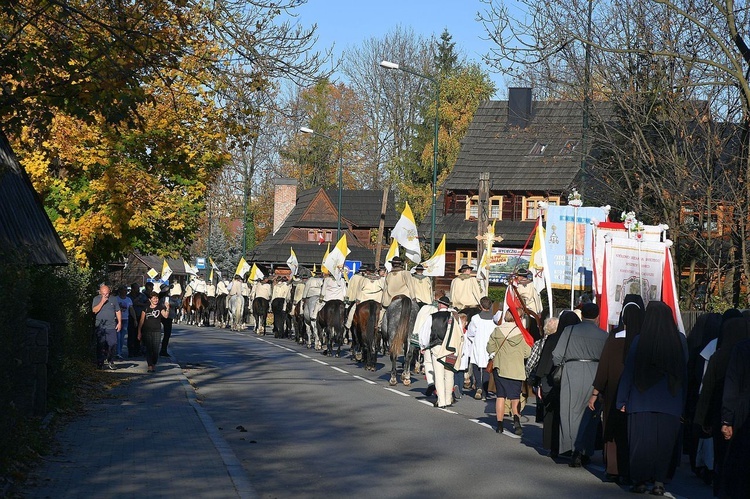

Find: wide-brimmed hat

[234,274,243,280]
[516,268,532,278]
[437,295,452,307]
[458,264,473,272]
[390,256,404,266]
[414,264,425,271]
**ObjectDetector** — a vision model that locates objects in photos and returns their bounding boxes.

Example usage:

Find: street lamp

[299,126,343,240]
[380,60,440,253]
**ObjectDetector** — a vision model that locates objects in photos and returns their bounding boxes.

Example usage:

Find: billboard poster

[487,247,532,284]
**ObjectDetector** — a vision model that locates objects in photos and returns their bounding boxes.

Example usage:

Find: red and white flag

[662,245,685,334]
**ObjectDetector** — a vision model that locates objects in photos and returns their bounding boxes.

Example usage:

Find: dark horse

[352,300,381,371]
[383,295,419,386]
[271,297,289,338]
[316,299,346,357]
[252,297,269,335]
[182,292,209,326]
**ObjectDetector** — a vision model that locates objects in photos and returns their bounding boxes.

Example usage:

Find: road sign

[196,257,206,269]
[344,260,361,280]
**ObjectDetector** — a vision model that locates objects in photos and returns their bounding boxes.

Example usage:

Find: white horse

[227,294,244,331]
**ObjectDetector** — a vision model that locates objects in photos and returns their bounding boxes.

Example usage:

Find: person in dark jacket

[589,294,645,483]
[694,316,750,496]
[718,338,750,498]
[532,310,581,457]
[616,301,688,496]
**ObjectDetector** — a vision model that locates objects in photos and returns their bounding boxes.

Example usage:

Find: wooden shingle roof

[445,99,612,192]
[0,130,67,265]
[251,187,397,266]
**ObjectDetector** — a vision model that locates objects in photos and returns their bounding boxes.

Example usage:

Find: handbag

[550,324,574,388]
[485,359,494,373]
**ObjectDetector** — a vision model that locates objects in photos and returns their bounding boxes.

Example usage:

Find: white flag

[183,259,198,276]
[421,234,446,277]
[287,248,299,276]
[392,202,421,263]
[323,235,351,281]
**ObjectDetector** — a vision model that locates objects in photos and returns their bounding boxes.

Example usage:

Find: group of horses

[175,285,425,387]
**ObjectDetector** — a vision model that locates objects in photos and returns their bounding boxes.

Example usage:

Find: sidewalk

[19,356,256,499]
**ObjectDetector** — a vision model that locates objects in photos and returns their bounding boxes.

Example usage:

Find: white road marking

[312,359,329,365]
[384,387,410,397]
[418,400,434,407]
[470,419,495,430]
[297,353,310,359]
[352,376,377,385]
[501,429,521,439]
[330,366,348,374]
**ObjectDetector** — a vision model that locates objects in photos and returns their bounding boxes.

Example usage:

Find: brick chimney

[273,178,297,235]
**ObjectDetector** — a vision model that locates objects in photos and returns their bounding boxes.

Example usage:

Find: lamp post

[300,126,343,240]
[380,60,440,254]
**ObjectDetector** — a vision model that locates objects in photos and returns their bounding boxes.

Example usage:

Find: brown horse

[182,292,209,326]
[352,300,381,371]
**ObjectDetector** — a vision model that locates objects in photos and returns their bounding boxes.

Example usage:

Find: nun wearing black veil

[616,301,688,496]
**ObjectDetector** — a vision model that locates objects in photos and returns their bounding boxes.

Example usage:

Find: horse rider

[228,274,243,296]
[344,265,368,337]
[271,276,292,320]
[449,263,482,312]
[411,263,433,307]
[251,276,272,303]
[380,256,417,333]
[191,273,208,295]
[302,267,324,303]
[345,265,384,333]
[315,268,347,320]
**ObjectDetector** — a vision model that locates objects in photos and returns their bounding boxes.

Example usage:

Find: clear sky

[293,0,506,98]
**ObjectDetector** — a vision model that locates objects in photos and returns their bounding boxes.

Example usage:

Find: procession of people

[93,255,750,498]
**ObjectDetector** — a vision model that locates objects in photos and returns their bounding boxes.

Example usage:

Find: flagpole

[570,206,578,309]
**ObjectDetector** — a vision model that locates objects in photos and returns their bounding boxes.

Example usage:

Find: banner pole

[570,206,578,309]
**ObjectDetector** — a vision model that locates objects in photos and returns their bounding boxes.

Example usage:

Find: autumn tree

[1,0,326,267]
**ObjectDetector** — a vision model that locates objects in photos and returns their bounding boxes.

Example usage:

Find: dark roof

[252,187,396,266]
[445,99,613,193]
[324,189,398,227]
[0,129,67,265]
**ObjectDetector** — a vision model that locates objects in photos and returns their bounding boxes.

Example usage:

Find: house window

[456,250,477,274]
[524,196,560,220]
[466,196,479,219]
[489,196,502,220]
[559,140,579,155]
[529,142,547,156]
[307,229,334,242]
[466,195,503,220]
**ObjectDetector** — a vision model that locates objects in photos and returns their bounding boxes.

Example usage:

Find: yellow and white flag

[161,259,173,281]
[235,257,251,278]
[477,247,490,286]
[321,243,331,273]
[183,258,198,276]
[323,235,351,281]
[422,234,446,277]
[209,257,221,281]
[249,263,265,281]
[392,202,421,263]
[384,238,399,272]
[287,248,299,276]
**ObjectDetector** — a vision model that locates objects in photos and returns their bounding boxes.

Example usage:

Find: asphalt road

[170,324,713,499]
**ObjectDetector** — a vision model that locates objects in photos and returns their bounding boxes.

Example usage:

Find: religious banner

[545,205,607,289]
[602,236,666,327]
